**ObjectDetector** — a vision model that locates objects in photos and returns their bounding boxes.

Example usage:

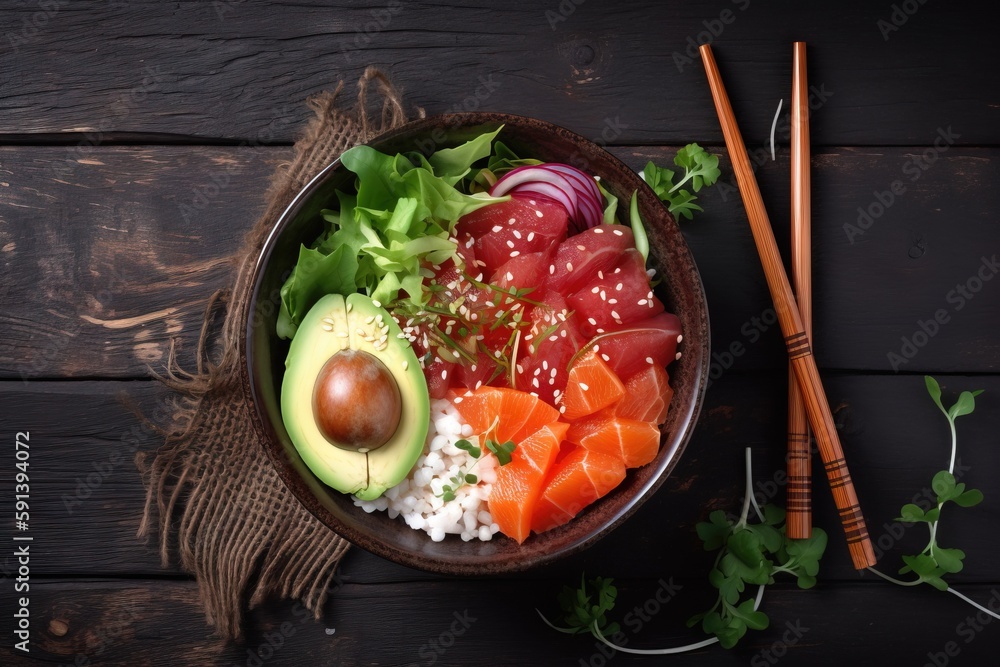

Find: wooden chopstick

[786,41,813,540]
[699,44,876,570]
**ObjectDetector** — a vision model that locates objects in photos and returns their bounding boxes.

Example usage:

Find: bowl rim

[240,111,711,575]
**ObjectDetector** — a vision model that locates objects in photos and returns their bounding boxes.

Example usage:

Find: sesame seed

[594,227,604,234]
[401,360,408,370]
[508,218,516,224]
[559,406,566,413]
[454,396,463,403]
[550,368,557,378]
[612,229,624,236]
[580,382,590,391]
[534,368,541,376]
[471,364,477,371]
[588,317,597,325]
[593,345,600,351]
[506,239,515,248]
[600,290,607,301]
[346,303,353,312]
[517,364,524,374]
[372,300,382,308]
[596,328,605,333]
[529,200,537,205]
[560,329,567,337]
[321,324,333,331]
[466,237,474,248]
[475,380,483,389]
[598,270,604,279]
[601,353,610,362]
[364,315,375,324]
[527,232,535,241]
[549,335,558,342]
[441,369,448,380]
[591,286,600,294]
[677,334,684,343]
[675,352,682,360]
[646,356,654,364]
[549,264,555,274]
[577,244,586,251]
[505,271,514,281]
[338,331,349,338]
[611,310,620,319]
[608,298,617,304]
[535,210,543,218]
[614,268,621,274]
[566,262,573,271]
[513,230,522,239]
[510,251,520,257]
[638,299,647,305]
[532,378,539,388]
[542,360,549,370]
[492,225,503,233]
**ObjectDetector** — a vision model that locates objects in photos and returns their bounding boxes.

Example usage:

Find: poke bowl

[242,112,710,575]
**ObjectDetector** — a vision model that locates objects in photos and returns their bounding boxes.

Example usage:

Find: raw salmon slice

[488,422,568,543]
[560,350,625,421]
[530,446,626,533]
[613,364,674,425]
[453,386,559,445]
[566,416,661,468]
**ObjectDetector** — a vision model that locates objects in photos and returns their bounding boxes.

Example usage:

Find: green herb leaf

[486,439,517,466]
[643,144,721,221]
[953,488,984,507]
[695,510,732,551]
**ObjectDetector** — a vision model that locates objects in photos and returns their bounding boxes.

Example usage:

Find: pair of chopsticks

[699,43,877,570]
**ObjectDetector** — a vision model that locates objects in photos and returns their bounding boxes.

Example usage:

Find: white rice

[352,397,500,542]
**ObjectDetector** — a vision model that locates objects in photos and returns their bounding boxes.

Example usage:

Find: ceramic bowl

[242,113,710,575]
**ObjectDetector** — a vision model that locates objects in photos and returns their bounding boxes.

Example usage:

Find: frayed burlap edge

[135,67,422,640]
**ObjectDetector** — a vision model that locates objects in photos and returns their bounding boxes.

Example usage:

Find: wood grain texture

[786,40,813,540]
[2,374,998,584]
[2,578,999,666]
[0,1,997,145]
[2,145,998,379]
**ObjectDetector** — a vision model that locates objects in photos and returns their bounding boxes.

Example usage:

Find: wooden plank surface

[2,578,999,666]
[2,373,998,586]
[1,145,997,380]
[2,1,999,663]
[0,0,997,145]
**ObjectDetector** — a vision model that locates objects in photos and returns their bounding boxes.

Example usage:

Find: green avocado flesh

[281,293,429,501]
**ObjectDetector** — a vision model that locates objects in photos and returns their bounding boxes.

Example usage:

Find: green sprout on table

[538,447,827,653]
[866,377,1000,621]
[539,375,1000,653]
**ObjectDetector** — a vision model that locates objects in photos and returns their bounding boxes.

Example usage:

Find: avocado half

[281,293,429,500]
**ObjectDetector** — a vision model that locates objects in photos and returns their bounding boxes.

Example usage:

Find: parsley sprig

[643,143,721,220]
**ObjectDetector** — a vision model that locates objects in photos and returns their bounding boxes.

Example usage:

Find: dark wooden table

[2,1,999,665]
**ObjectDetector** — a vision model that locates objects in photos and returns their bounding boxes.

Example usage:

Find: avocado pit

[313,349,402,452]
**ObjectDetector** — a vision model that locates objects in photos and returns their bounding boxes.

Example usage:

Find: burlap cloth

[136,68,422,640]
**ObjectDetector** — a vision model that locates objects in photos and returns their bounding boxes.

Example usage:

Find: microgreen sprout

[538,447,827,652]
[866,377,999,621]
[436,435,517,502]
